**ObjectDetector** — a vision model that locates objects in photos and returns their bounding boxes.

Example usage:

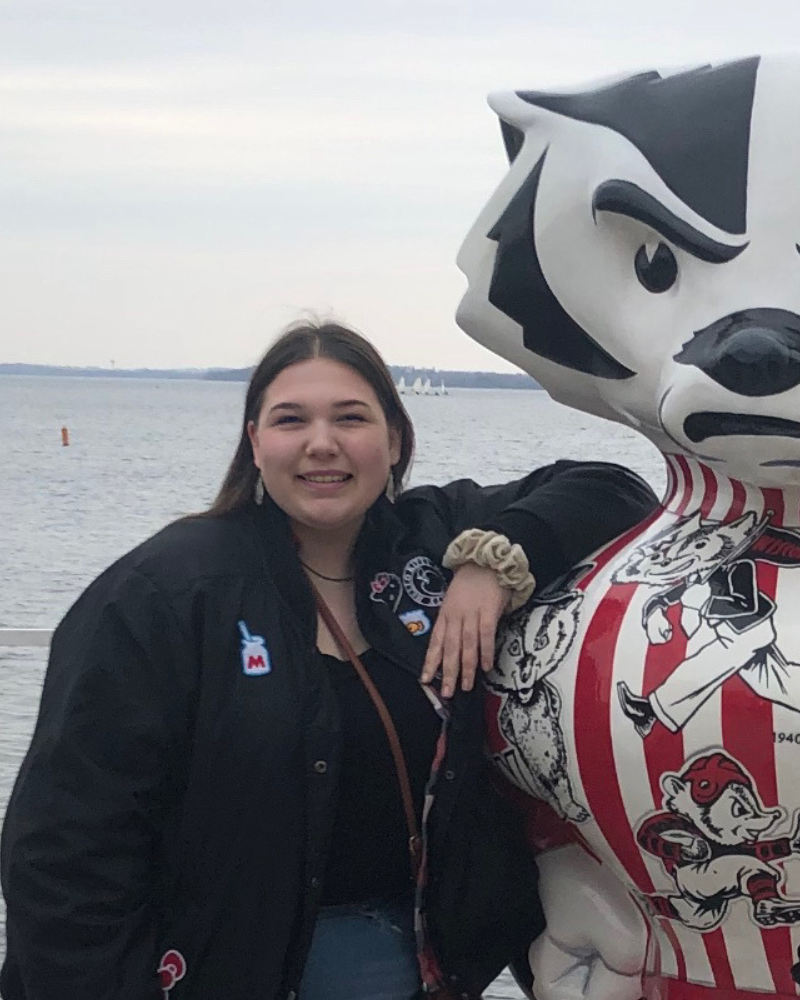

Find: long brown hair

[209,320,415,515]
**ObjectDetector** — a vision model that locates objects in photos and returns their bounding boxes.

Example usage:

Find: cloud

[2,0,800,368]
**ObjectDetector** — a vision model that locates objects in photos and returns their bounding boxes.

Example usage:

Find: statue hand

[529,845,647,1000]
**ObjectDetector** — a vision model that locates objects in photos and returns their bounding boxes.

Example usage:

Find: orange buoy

[61,426,69,447]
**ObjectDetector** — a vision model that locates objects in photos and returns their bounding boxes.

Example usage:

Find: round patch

[401,555,447,608]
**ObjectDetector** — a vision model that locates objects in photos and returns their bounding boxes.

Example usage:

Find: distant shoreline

[0,363,543,391]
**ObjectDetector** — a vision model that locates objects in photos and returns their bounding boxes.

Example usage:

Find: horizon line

[0,361,534,378]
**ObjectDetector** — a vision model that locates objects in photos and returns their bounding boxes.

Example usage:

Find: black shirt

[318,647,441,905]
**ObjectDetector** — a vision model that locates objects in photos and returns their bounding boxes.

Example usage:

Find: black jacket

[0,461,656,1000]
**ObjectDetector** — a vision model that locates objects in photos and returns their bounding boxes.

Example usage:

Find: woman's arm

[403,460,656,581]
[408,461,658,694]
[1,568,194,999]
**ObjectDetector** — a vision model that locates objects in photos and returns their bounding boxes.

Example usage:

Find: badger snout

[675,308,800,397]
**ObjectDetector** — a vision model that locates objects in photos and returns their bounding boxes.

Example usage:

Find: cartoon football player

[615,511,800,736]
[638,752,800,931]
[487,589,589,822]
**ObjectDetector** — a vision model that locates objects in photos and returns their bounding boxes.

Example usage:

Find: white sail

[396,376,406,394]
[439,380,447,396]
[423,377,432,395]
[412,376,423,394]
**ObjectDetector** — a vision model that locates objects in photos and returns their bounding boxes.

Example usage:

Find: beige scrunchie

[442,529,536,612]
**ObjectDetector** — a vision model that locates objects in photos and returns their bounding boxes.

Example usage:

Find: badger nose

[675,308,800,397]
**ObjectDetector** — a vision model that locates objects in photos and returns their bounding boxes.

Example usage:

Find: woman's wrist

[443,529,536,612]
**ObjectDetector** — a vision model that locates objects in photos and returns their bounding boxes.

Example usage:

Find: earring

[254,476,265,505]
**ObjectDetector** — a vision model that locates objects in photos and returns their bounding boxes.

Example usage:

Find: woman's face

[248,358,401,538]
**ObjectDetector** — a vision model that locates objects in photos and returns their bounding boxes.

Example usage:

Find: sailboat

[412,376,423,394]
[396,376,406,395]
[423,378,432,395]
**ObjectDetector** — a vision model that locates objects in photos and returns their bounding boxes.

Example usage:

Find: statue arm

[528,845,647,1000]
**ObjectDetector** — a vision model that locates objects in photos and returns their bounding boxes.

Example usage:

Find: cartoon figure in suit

[616,512,800,736]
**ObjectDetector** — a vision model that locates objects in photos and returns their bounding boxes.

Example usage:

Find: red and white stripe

[563,455,800,997]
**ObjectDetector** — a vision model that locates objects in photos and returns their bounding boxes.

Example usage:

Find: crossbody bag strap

[312,584,422,880]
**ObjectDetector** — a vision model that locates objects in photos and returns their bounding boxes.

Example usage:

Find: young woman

[1,321,656,1000]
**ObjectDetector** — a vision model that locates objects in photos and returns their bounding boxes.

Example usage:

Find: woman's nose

[305,420,339,454]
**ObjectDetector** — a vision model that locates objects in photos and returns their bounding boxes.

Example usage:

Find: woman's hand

[420,563,508,697]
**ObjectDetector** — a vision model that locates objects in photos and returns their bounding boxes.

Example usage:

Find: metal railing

[0,629,53,647]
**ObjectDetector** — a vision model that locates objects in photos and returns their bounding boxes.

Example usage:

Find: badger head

[457,55,800,487]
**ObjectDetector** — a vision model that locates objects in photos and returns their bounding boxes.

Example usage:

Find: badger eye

[635,241,678,293]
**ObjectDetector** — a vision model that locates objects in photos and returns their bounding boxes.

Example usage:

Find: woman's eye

[274,415,301,426]
[338,413,366,422]
[635,241,678,293]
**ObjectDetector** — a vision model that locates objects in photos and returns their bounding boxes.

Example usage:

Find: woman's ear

[246,419,258,458]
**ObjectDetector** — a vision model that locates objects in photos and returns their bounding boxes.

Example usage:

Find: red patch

[158,949,187,994]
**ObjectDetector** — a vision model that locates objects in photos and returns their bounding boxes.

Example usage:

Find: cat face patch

[369,571,403,611]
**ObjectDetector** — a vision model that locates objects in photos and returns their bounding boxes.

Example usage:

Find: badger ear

[486,69,649,153]
[662,774,687,801]
[488,91,554,164]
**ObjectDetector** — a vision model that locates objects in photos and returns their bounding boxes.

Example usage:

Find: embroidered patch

[158,949,186,996]
[400,609,431,636]
[401,556,447,608]
[238,621,271,675]
[369,571,403,611]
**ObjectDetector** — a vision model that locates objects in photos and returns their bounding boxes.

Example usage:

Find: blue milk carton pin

[238,621,271,675]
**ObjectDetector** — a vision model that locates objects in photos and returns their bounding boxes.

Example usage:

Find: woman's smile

[297,470,354,491]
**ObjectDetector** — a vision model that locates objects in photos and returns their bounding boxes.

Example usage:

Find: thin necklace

[299,560,354,583]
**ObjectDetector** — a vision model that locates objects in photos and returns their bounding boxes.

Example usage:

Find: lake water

[0,375,666,997]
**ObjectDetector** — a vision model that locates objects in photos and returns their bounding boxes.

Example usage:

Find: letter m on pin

[238,621,272,675]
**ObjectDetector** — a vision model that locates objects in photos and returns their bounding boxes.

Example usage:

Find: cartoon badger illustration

[457,55,800,999]
[487,585,588,822]
[640,752,800,931]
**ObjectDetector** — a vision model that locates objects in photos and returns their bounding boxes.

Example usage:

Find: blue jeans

[299,894,420,1000]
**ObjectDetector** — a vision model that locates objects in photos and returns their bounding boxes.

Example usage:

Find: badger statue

[457,56,800,999]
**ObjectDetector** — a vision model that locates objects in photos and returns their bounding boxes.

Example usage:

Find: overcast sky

[3,1,799,372]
